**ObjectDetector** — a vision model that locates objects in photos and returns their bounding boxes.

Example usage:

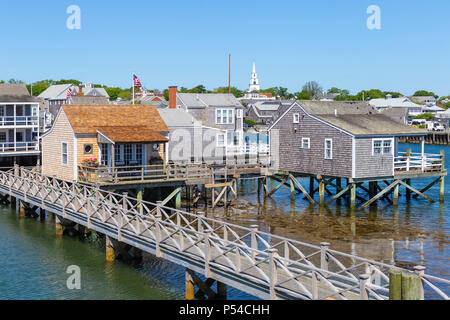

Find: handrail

[3,166,449,300]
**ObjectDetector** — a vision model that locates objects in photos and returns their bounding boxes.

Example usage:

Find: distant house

[380,107,409,125]
[68,95,110,105]
[246,100,293,125]
[410,96,437,106]
[158,108,226,163]
[169,87,245,155]
[269,101,426,179]
[41,105,169,181]
[0,84,41,166]
[315,93,339,101]
[39,83,110,122]
[369,96,423,117]
[140,94,169,108]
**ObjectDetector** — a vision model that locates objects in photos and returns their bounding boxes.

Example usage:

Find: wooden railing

[3,167,449,300]
[78,163,213,184]
[0,141,39,152]
[394,152,444,173]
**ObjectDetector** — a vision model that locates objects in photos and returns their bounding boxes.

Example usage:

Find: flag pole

[132,73,135,105]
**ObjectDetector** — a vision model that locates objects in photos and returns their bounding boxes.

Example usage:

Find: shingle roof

[0,84,41,103]
[158,109,202,127]
[70,96,110,104]
[368,97,421,108]
[62,104,169,142]
[178,93,243,108]
[294,101,425,136]
[38,84,73,100]
[380,107,409,117]
[97,126,168,143]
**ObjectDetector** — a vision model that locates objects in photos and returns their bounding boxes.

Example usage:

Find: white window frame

[372,138,393,156]
[236,109,243,118]
[61,142,68,167]
[293,113,300,123]
[324,139,333,160]
[302,137,310,149]
[216,108,234,125]
[216,133,226,147]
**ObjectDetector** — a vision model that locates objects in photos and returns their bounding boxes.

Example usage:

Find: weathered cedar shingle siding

[354,138,393,178]
[42,110,75,180]
[270,105,353,178]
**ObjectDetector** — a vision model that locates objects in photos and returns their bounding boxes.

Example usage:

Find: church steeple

[248,62,260,92]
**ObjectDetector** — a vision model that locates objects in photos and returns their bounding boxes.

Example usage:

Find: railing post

[204,230,212,278]
[268,248,278,300]
[312,271,319,300]
[359,274,370,300]
[320,242,330,278]
[250,225,258,261]
[155,201,162,257]
[413,266,426,300]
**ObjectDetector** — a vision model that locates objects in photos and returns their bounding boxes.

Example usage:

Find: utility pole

[228,54,231,94]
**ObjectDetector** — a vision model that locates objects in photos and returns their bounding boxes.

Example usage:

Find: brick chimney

[169,86,178,109]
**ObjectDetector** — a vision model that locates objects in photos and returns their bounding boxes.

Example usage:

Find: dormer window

[293,113,300,123]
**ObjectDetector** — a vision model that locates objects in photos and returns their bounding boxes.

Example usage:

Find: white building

[369,96,423,117]
[243,63,275,100]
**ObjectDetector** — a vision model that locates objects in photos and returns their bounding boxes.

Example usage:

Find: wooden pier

[1,166,449,300]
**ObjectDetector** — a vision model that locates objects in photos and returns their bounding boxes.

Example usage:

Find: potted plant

[81,158,99,167]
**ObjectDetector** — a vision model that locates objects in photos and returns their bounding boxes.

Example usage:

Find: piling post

[55,214,64,237]
[413,266,426,300]
[185,269,195,300]
[320,242,330,278]
[309,177,315,198]
[105,235,115,262]
[389,269,403,300]
[175,187,182,210]
[350,183,356,211]
[336,178,342,205]
[401,272,422,300]
[393,183,400,207]
[216,281,227,300]
[19,201,26,217]
[289,177,295,201]
[359,274,370,300]
[405,179,411,201]
[136,187,144,211]
[318,177,325,206]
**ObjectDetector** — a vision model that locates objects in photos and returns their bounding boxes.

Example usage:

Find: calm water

[0,143,448,299]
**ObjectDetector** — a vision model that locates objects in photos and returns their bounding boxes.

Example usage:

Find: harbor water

[0,143,448,299]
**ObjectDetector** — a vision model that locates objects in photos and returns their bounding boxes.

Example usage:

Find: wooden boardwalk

[1,167,449,300]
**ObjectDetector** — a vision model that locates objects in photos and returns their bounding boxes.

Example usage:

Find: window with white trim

[217,133,225,147]
[373,139,392,156]
[62,142,68,166]
[216,109,234,124]
[324,139,332,159]
[293,113,300,123]
[236,109,243,118]
[302,137,310,149]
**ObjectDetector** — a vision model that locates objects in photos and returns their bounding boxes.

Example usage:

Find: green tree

[105,87,122,101]
[296,91,311,100]
[260,87,277,97]
[302,81,322,98]
[7,78,24,84]
[213,87,244,98]
[444,102,450,110]
[414,113,434,121]
[413,90,438,98]
[163,89,169,101]
[327,87,350,96]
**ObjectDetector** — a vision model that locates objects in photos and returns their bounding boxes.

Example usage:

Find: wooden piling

[175,187,182,210]
[319,178,325,206]
[289,177,295,201]
[401,273,422,300]
[405,179,411,200]
[440,176,445,202]
[105,235,115,262]
[336,178,342,205]
[185,269,195,300]
[309,177,315,197]
[55,215,63,237]
[350,183,356,211]
[393,183,399,207]
[389,269,402,300]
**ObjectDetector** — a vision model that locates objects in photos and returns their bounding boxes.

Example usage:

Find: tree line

[1,78,446,107]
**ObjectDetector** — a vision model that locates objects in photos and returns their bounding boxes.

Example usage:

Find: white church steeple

[248,62,260,92]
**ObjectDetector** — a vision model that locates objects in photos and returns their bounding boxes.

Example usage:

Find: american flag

[66,88,73,101]
[133,74,142,87]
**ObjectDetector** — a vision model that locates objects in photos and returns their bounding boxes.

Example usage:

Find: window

[152,144,159,152]
[136,144,143,162]
[217,133,225,147]
[236,109,243,118]
[325,139,332,159]
[293,113,300,123]
[124,144,132,163]
[115,144,121,163]
[0,132,6,142]
[373,139,392,156]
[62,142,68,166]
[216,109,234,124]
[84,144,93,154]
[0,107,4,118]
[302,138,310,149]
[100,144,109,166]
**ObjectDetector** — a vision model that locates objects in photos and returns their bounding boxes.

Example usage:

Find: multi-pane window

[136,144,143,163]
[0,107,4,118]
[293,113,300,123]
[325,139,332,159]
[0,132,6,142]
[236,109,243,118]
[115,144,121,163]
[100,144,109,166]
[373,139,392,156]
[124,144,132,163]
[302,138,310,149]
[62,142,68,166]
[217,134,225,147]
[216,109,234,124]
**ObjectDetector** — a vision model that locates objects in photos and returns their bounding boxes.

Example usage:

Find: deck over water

[1,167,449,300]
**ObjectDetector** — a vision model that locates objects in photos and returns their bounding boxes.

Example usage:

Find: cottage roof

[97,126,168,143]
[38,84,73,100]
[70,96,110,104]
[297,100,375,115]
[380,107,409,117]
[0,84,41,103]
[62,104,169,143]
[158,109,201,127]
[368,97,422,108]
[178,93,243,108]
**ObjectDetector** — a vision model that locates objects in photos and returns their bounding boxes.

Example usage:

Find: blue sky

[0,0,449,96]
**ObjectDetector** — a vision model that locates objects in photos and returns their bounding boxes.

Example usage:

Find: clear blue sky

[0,0,449,96]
